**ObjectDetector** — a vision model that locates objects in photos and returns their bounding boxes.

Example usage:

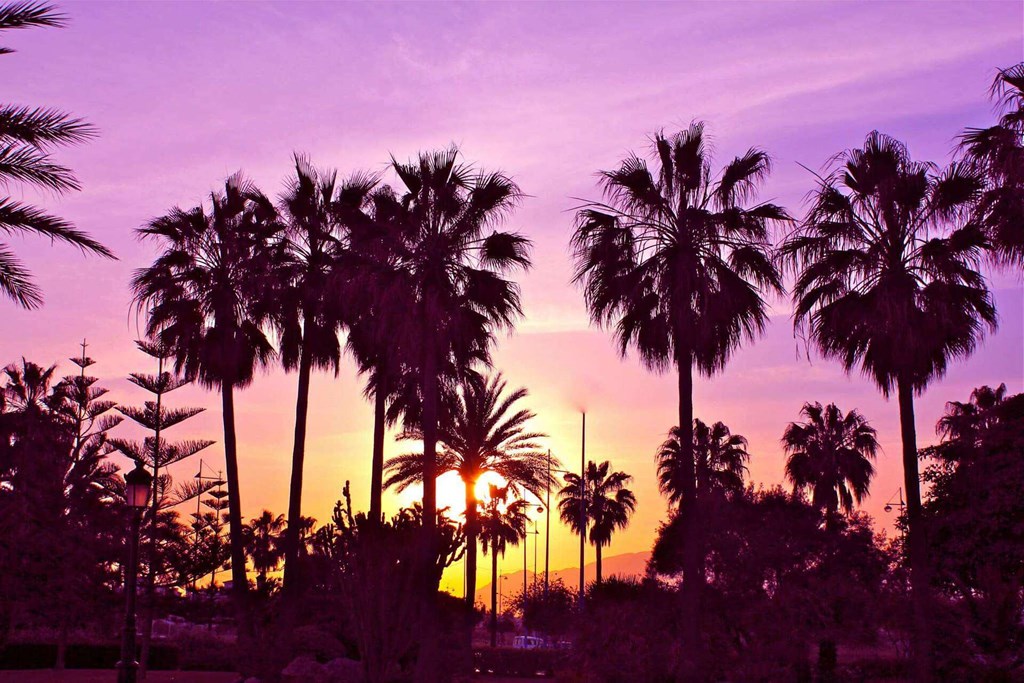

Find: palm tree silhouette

[0,3,112,309]
[571,123,787,660]
[132,174,281,629]
[960,63,1024,268]
[243,510,285,591]
[782,131,997,680]
[782,403,878,530]
[937,383,1008,444]
[657,419,750,506]
[377,147,531,538]
[558,460,636,585]
[383,373,553,607]
[478,484,528,648]
[273,156,378,592]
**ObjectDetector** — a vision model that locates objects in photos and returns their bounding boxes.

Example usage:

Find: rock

[323,656,362,682]
[282,654,328,682]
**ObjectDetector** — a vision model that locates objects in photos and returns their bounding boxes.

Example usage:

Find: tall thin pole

[545,450,551,596]
[579,412,586,605]
[523,529,528,599]
[533,521,538,585]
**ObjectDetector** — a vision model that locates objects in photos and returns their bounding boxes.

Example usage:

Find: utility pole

[579,412,586,606]
[545,450,551,596]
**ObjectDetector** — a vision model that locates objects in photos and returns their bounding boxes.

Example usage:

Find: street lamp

[117,460,153,683]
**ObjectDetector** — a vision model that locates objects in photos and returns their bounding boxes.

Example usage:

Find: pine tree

[109,339,214,677]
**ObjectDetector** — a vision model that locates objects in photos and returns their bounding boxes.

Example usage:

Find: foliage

[307,482,467,682]
[650,486,890,680]
[510,578,576,638]
[385,372,555,606]
[960,62,1024,268]
[0,355,122,663]
[782,402,877,526]
[557,460,635,583]
[0,2,111,308]
[921,385,1024,677]
[657,418,749,506]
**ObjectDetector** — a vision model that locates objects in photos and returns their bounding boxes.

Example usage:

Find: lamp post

[118,460,153,683]
[884,488,907,541]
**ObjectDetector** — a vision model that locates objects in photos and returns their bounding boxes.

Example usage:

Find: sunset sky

[2,1,1022,595]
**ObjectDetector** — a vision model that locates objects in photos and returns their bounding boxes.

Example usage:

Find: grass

[0,672,236,682]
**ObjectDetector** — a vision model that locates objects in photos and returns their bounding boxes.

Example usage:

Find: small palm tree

[782,131,997,679]
[132,174,281,625]
[384,373,553,608]
[273,156,378,592]
[478,484,528,648]
[960,63,1024,268]
[0,2,112,308]
[657,419,749,506]
[558,460,636,585]
[243,510,285,590]
[571,123,787,659]
[782,403,878,530]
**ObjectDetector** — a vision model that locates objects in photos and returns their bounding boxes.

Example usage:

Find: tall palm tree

[782,403,878,530]
[657,419,749,506]
[383,372,554,607]
[243,510,285,590]
[558,460,636,585]
[273,156,378,592]
[478,484,528,648]
[571,123,787,659]
[960,63,1024,268]
[132,174,280,627]
[0,2,112,308]
[378,146,532,541]
[782,131,997,680]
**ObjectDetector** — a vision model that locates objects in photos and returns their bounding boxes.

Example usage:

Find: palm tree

[243,510,285,590]
[383,373,554,607]
[937,383,1008,444]
[657,419,749,506]
[571,123,787,659]
[782,403,878,530]
[782,131,997,680]
[377,146,532,540]
[0,2,112,308]
[960,63,1024,268]
[558,460,636,585]
[478,484,528,648]
[273,156,378,592]
[132,174,280,628]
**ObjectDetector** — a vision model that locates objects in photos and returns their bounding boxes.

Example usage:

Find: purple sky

[2,1,1022,590]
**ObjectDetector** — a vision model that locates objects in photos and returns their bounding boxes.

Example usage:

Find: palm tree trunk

[369,375,387,526]
[414,337,440,680]
[490,551,498,648]
[221,381,250,637]
[283,338,314,595]
[596,544,602,586]
[897,378,932,682]
[464,478,478,608]
[676,343,702,671]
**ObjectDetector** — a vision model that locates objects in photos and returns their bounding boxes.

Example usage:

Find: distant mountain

[473,550,650,607]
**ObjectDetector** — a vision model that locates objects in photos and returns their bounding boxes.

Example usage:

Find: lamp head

[125,460,153,509]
